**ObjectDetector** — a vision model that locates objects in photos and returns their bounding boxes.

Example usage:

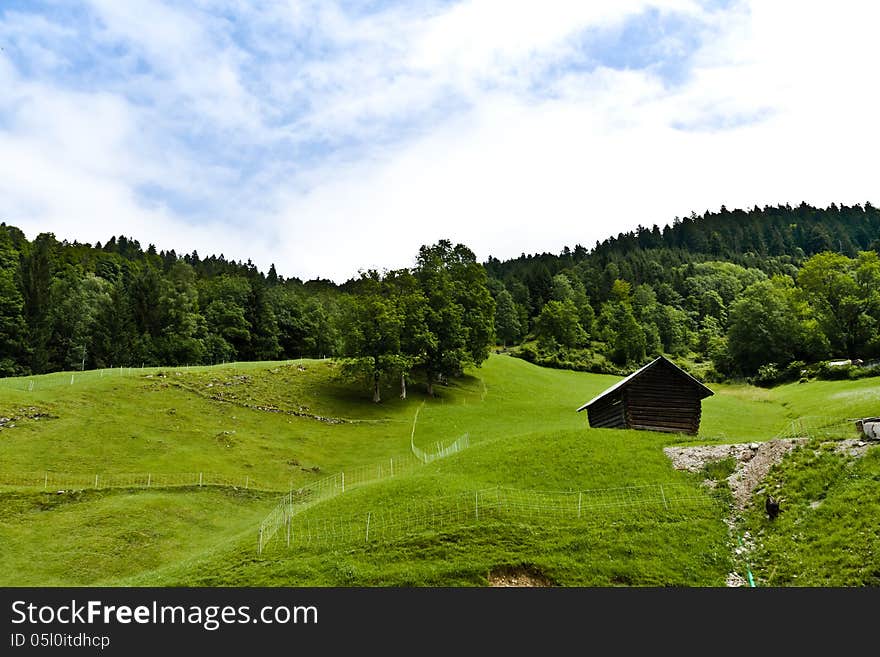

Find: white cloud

[1,0,879,283]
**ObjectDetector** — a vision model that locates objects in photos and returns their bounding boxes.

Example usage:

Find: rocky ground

[0,406,54,430]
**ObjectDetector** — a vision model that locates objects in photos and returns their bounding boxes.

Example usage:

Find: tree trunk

[400,372,407,399]
[372,360,381,403]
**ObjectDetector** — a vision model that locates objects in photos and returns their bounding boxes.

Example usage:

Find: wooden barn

[576,356,714,435]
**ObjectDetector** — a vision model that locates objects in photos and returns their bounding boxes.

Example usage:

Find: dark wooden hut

[576,356,713,435]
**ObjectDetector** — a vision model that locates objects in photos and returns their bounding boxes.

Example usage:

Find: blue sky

[1,1,878,282]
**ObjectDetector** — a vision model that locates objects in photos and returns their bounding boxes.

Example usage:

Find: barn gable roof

[576,355,714,412]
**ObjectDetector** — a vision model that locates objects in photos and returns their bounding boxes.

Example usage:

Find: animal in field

[765,495,781,520]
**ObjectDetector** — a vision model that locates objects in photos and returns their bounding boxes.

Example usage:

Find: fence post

[199,472,203,487]
[258,528,263,555]
[44,472,48,490]
[245,476,249,490]
[286,516,291,548]
[147,473,151,488]
[94,474,98,488]
[365,512,371,543]
[341,471,345,493]
[660,484,668,510]
[578,492,582,518]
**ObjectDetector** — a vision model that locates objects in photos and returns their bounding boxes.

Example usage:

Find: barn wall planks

[583,357,711,435]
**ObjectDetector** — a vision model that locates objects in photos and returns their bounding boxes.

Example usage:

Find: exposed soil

[488,567,552,587]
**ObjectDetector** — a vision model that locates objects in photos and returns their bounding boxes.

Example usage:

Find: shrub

[752,363,781,387]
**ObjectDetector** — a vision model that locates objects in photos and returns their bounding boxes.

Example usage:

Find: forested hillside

[1,201,879,390]
[484,202,880,383]
[0,230,494,400]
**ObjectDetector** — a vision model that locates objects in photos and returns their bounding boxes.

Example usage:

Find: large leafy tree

[339,271,403,403]
[726,277,812,375]
[414,240,495,396]
[534,299,585,350]
[153,261,206,365]
[46,270,113,370]
[494,288,521,347]
[200,275,251,361]
[385,268,432,399]
[798,251,880,357]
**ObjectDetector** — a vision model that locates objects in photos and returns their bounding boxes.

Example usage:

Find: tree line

[483,202,880,383]
[0,226,495,400]
[2,201,878,395]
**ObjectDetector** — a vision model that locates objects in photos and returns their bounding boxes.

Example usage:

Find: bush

[751,363,781,387]
[510,342,627,376]
[815,361,854,380]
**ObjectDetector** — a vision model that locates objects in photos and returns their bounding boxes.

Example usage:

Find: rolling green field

[1,355,878,586]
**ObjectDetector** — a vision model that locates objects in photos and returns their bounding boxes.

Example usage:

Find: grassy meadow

[0,354,877,586]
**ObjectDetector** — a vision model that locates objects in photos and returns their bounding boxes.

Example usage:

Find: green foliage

[0,266,29,376]
[726,277,806,376]
[3,203,880,387]
[493,288,521,346]
[415,240,495,394]
[338,271,404,402]
[534,299,586,350]
[597,301,647,366]
[701,456,737,482]
[798,251,880,358]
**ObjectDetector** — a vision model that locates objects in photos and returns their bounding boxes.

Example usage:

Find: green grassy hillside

[1,355,877,586]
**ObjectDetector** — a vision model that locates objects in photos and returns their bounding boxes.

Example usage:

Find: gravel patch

[664,438,807,510]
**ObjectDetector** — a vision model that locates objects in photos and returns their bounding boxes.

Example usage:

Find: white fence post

[199,472,203,487]
[365,512,371,542]
[578,492,582,518]
[147,473,151,488]
[94,474,99,488]
[660,484,668,510]
[341,471,345,493]
[44,472,48,490]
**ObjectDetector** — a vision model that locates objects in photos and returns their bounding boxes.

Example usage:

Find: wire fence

[0,360,310,392]
[0,470,276,491]
[411,432,470,464]
[0,367,147,391]
[773,416,861,440]
[258,432,471,552]
[260,483,718,553]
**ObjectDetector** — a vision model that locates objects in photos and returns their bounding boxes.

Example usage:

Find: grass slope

[1,355,877,586]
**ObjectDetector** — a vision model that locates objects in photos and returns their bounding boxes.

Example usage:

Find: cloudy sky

[1,1,878,282]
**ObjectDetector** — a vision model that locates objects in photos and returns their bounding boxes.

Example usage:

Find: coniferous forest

[2,201,879,394]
